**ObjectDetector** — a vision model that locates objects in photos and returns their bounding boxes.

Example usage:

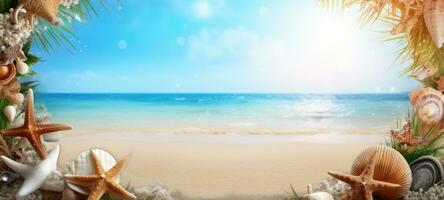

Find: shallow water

[37,93,410,135]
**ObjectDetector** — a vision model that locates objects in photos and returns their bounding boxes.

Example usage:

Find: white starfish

[1,145,60,198]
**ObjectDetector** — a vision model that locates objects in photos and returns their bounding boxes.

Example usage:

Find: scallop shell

[66,148,118,195]
[409,87,444,124]
[424,0,444,48]
[409,156,444,192]
[351,146,412,200]
[0,64,16,85]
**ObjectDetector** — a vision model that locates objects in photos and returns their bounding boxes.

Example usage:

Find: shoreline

[55,133,383,199]
[62,132,387,144]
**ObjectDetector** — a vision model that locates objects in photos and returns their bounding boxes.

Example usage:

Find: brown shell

[0,64,16,85]
[424,0,444,48]
[6,92,24,105]
[409,87,444,124]
[351,146,412,200]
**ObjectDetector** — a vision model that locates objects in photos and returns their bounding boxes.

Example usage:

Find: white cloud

[194,0,212,19]
[186,26,259,62]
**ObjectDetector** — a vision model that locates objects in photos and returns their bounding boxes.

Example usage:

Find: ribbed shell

[409,87,444,124]
[351,146,412,200]
[0,64,16,85]
[66,148,118,195]
[424,0,444,48]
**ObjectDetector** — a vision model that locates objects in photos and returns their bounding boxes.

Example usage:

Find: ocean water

[36,93,411,135]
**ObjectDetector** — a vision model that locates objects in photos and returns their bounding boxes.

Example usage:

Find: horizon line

[35,91,411,95]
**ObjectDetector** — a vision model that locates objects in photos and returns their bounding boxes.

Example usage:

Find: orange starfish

[65,150,137,200]
[1,89,71,159]
[391,121,422,146]
[328,150,401,200]
[12,0,62,26]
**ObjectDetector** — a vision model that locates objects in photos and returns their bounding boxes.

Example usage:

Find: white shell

[413,64,438,81]
[410,87,444,124]
[302,192,334,200]
[43,133,61,142]
[16,61,29,74]
[3,105,15,122]
[424,0,444,48]
[66,148,118,195]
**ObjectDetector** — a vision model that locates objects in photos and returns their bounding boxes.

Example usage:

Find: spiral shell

[410,87,444,124]
[351,146,412,200]
[410,156,444,192]
[424,0,444,48]
[0,64,16,85]
[66,148,118,195]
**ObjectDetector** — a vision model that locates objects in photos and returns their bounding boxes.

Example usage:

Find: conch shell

[351,146,412,200]
[424,0,444,48]
[410,87,444,124]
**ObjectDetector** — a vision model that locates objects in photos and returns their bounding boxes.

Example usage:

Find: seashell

[409,87,444,124]
[302,184,334,200]
[351,145,412,200]
[3,105,16,122]
[43,133,61,142]
[62,188,88,200]
[409,156,444,192]
[7,92,24,106]
[413,64,438,81]
[66,148,118,195]
[16,61,29,74]
[424,0,444,48]
[0,64,16,85]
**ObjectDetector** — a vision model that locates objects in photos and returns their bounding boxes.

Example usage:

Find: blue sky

[33,0,419,93]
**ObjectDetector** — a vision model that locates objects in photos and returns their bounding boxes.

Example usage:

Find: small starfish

[1,89,72,159]
[0,45,27,65]
[0,78,23,105]
[328,150,401,200]
[12,0,62,26]
[65,150,137,200]
[1,145,60,198]
[391,121,423,146]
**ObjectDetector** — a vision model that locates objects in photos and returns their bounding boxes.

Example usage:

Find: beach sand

[55,133,383,199]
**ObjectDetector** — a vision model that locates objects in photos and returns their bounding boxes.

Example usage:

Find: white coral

[0,8,34,48]
[130,185,174,200]
[61,0,80,9]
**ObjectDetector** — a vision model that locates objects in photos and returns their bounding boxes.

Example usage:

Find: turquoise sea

[36,93,411,135]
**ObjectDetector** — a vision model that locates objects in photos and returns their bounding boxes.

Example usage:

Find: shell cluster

[410,87,444,125]
[0,8,34,48]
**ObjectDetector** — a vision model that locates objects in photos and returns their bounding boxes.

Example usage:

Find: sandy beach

[54,133,384,199]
